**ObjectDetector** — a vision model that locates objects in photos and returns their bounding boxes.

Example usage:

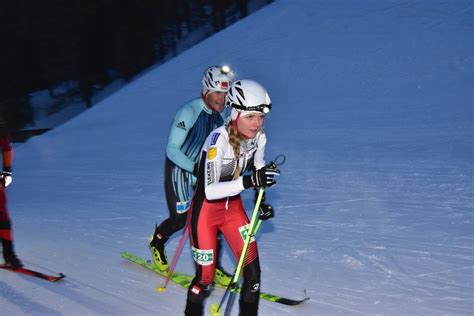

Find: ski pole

[250,155,285,236]
[156,221,189,293]
[211,188,265,316]
[224,190,264,316]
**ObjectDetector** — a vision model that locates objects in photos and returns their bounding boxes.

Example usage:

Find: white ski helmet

[202,65,234,96]
[226,80,272,121]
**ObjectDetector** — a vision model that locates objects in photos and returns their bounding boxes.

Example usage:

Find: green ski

[121,252,308,306]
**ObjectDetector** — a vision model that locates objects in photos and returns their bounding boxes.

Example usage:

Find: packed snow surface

[2,0,473,315]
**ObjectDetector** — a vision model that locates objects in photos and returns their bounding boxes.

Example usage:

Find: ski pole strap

[273,154,286,167]
[230,188,265,284]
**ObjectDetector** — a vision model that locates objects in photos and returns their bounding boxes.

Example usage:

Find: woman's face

[236,113,265,139]
[206,91,226,113]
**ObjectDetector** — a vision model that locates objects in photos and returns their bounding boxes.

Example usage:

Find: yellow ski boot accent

[148,235,169,273]
[214,267,232,287]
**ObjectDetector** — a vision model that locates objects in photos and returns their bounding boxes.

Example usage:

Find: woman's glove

[243,165,280,189]
[259,202,274,220]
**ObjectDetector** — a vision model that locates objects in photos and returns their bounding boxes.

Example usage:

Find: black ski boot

[239,300,258,316]
[2,239,23,268]
[184,300,203,316]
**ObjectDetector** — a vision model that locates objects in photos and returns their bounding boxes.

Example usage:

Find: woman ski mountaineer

[185,80,280,316]
[149,65,234,286]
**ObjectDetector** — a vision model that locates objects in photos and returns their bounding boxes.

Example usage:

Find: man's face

[206,91,226,113]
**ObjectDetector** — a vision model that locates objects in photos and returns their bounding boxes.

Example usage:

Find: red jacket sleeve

[0,136,13,169]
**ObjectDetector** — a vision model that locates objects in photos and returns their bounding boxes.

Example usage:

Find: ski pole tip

[156,286,166,293]
[210,304,221,316]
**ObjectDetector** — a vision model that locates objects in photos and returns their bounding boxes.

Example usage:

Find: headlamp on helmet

[202,65,234,95]
[220,65,231,74]
[225,79,272,120]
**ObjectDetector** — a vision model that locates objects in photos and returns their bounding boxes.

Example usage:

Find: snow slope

[2,0,473,315]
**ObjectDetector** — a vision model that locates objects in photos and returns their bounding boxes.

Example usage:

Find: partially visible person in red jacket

[0,117,22,268]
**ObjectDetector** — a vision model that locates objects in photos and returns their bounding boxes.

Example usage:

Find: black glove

[1,167,12,187]
[254,188,274,220]
[259,202,274,220]
[243,165,280,189]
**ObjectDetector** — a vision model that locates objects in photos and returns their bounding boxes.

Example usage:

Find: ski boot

[240,300,258,316]
[214,266,232,287]
[148,228,169,273]
[2,239,23,268]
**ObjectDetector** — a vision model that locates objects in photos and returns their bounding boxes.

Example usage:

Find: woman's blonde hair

[226,121,243,179]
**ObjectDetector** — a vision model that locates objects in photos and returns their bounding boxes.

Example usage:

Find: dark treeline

[0,0,269,130]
